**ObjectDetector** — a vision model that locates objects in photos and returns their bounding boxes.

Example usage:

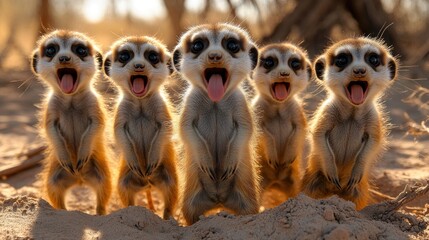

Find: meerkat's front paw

[267,152,279,170]
[59,159,75,174]
[220,165,237,181]
[125,153,144,177]
[199,164,216,181]
[345,171,363,191]
[76,146,92,171]
[145,159,160,176]
[56,151,75,174]
[324,168,341,190]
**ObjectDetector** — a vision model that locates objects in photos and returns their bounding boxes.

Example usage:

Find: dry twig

[361,180,429,218]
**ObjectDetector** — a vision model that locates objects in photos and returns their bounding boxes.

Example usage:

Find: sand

[0,70,428,239]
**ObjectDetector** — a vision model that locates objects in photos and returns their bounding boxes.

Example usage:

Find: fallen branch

[0,146,46,178]
[17,145,46,159]
[360,180,429,218]
[370,188,395,201]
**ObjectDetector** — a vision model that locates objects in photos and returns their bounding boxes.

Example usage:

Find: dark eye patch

[188,38,209,57]
[365,52,381,70]
[222,37,242,56]
[116,49,134,66]
[332,52,352,71]
[289,57,302,72]
[260,56,278,73]
[144,50,161,65]
[43,43,59,58]
[71,44,89,60]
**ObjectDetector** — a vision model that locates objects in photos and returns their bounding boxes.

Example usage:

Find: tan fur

[172,23,260,225]
[103,36,178,219]
[252,43,311,199]
[32,30,111,215]
[301,37,398,209]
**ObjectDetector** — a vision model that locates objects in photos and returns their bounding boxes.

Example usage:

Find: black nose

[208,52,222,62]
[59,56,71,63]
[353,68,366,75]
[134,63,145,69]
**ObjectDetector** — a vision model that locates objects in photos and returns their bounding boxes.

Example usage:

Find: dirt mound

[1,194,427,239]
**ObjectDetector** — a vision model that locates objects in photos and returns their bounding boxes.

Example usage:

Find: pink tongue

[350,84,364,104]
[274,83,288,100]
[207,74,225,102]
[60,74,74,93]
[132,78,145,94]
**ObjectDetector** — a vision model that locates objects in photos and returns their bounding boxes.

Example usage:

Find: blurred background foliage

[0,0,428,71]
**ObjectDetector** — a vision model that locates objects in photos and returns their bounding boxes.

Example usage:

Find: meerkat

[252,43,311,200]
[172,23,260,225]
[103,36,178,219]
[301,37,398,209]
[31,30,111,215]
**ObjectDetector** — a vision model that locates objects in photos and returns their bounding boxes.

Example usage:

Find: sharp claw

[220,171,228,181]
[209,169,216,181]
[138,168,145,178]
[67,163,75,174]
[145,165,152,176]
[76,159,84,171]
[334,179,342,190]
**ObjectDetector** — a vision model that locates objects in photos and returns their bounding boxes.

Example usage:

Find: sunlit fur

[253,43,310,102]
[252,43,311,201]
[320,37,397,106]
[173,23,260,225]
[32,30,101,95]
[104,36,178,220]
[107,36,170,98]
[302,37,398,210]
[176,23,256,98]
[32,30,111,215]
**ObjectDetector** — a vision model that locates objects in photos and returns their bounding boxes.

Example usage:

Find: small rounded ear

[95,52,103,70]
[388,58,398,81]
[314,56,326,81]
[103,51,112,77]
[249,46,258,70]
[31,50,38,74]
[167,57,174,75]
[172,49,182,72]
[306,60,313,80]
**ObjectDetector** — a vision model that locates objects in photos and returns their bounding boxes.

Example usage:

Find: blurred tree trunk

[345,0,403,57]
[38,0,52,36]
[163,0,186,47]
[262,0,404,57]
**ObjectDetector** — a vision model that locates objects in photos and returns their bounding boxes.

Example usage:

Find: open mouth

[204,68,229,102]
[271,82,291,101]
[57,68,78,94]
[345,81,369,105]
[130,75,148,97]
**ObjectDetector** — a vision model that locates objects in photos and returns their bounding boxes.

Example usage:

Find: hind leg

[182,176,216,225]
[153,163,178,219]
[83,157,112,215]
[277,162,300,198]
[45,162,76,210]
[117,160,146,207]
[223,168,259,215]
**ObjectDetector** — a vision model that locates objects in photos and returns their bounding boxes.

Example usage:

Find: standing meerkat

[172,23,260,225]
[31,30,111,215]
[252,43,311,200]
[301,37,398,209]
[103,36,178,219]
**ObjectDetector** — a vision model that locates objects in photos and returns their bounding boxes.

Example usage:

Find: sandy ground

[0,69,428,239]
